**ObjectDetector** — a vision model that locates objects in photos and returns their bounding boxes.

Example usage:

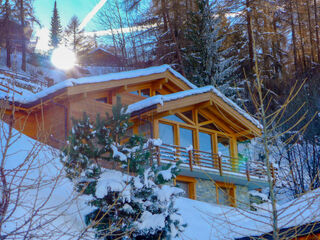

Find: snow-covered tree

[62,97,185,239]
[183,0,240,102]
[49,0,62,48]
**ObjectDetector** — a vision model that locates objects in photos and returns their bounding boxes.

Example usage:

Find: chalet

[80,47,122,66]
[1,65,270,209]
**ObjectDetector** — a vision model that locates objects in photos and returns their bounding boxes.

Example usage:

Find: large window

[199,131,212,153]
[159,123,174,145]
[158,111,236,163]
[180,127,194,148]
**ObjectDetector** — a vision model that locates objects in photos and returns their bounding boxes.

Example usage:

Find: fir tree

[62,97,185,239]
[49,0,62,48]
[183,0,241,103]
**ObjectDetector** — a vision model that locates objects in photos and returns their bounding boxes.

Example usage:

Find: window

[140,88,151,97]
[217,136,230,157]
[175,176,196,199]
[180,127,193,148]
[96,97,108,104]
[129,88,151,97]
[215,182,236,207]
[159,123,174,145]
[199,132,212,153]
[163,114,187,123]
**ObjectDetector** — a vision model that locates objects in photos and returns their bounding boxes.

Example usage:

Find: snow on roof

[0,65,197,106]
[88,47,115,56]
[127,86,262,129]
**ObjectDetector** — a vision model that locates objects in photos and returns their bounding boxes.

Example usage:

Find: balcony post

[188,150,193,171]
[246,161,250,181]
[218,156,223,176]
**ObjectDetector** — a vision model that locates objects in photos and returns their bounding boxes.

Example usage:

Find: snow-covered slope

[2,120,319,239]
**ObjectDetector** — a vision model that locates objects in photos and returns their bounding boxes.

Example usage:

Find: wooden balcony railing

[153,143,275,181]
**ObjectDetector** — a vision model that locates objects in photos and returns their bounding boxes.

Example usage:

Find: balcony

[153,144,275,182]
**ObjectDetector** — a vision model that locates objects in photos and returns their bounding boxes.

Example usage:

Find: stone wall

[196,179,217,205]
[236,185,250,209]
[195,178,250,209]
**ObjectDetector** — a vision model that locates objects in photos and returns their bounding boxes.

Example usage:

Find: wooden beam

[165,71,193,91]
[66,73,167,96]
[210,94,262,136]
[199,109,235,134]
[157,93,211,113]
[176,112,194,125]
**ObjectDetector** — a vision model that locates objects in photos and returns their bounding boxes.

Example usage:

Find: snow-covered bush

[61,97,185,239]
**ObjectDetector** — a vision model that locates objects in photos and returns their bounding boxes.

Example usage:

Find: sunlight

[51,47,76,70]
[35,28,50,52]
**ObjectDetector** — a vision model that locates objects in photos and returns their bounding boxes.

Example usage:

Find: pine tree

[49,0,62,48]
[13,0,38,71]
[62,97,185,239]
[0,0,12,68]
[183,0,240,102]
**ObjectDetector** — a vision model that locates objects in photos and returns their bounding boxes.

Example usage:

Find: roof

[126,86,263,129]
[1,65,261,130]
[0,65,197,107]
[88,47,115,56]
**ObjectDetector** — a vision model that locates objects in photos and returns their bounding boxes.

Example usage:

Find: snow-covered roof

[88,47,115,56]
[127,86,262,129]
[0,65,197,106]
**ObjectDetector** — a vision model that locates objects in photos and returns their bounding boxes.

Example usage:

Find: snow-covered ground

[1,121,319,239]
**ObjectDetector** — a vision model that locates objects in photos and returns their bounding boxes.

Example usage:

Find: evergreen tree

[13,0,39,71]
[183,0,240,102]
[49,0,62,48]
[0,0,12,68]
[62,97,185,239]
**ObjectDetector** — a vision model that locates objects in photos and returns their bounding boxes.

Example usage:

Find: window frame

[215,181,236,207]
[174,175,197,199]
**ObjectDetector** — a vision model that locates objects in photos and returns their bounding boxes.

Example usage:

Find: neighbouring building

[80,47,122,66]
[1,65,271,209]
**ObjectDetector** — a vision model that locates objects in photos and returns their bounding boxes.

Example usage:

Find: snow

[111,144,127,162]
[158,166,175,181]
[0,121,95,239]
[88,47,115,55]
[135,211,166,231]
[2,120,320,239]
[96,170,132,202]
[156,185,184,202]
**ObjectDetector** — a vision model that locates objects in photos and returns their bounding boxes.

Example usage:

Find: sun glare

[51,47,76,70]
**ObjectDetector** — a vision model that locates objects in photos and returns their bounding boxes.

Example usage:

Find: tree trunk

[20,0,26,71]
[290,0,299,74]
[4,0,11,68]
[295,0,307,71]
[313,0,320,62]
[306,0,314,63]
[246,0,254,72]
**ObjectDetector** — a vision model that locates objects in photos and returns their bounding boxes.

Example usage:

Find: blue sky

[34,0,99,30]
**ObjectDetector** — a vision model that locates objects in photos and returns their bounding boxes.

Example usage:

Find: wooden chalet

[1,65,270,208]
[80,47,122,66]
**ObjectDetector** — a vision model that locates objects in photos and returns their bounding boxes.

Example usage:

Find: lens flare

[51,47,76,70]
